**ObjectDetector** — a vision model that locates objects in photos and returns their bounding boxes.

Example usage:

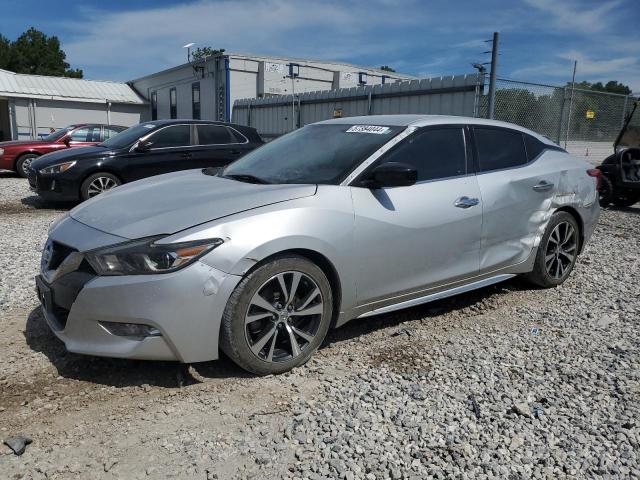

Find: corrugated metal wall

[232,74,480,138]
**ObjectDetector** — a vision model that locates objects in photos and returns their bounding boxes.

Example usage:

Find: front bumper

[37,222,242,362]
[28,169,80,201]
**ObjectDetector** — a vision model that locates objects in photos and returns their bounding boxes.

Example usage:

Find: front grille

[48,241,76,270]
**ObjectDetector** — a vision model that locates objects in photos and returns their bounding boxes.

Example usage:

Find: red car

[0,124,127,177]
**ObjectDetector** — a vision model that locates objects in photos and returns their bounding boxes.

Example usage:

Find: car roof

[317,115,557,146]
[143,119,251,129]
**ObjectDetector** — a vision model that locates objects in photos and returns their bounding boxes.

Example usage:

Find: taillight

[587,169,602,191]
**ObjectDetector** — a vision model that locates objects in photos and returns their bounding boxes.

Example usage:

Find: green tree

[191,47,225,61]
[380,65,396,72]
[0,34,11,70]
[566,79,631,95]
[6,27,83,78]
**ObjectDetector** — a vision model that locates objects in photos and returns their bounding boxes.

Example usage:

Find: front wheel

[525,212,580,288]
[80,172,121,200]
[220,255,333,375]
[16,153,39,178]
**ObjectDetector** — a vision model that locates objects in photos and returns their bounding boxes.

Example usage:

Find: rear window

[196,125,234,145]
[474,127,527,172]
[524,134,546,161]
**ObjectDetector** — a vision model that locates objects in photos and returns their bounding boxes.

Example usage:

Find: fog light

[99,321,161,339]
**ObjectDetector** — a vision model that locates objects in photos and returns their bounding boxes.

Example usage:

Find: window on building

[196,124,234,145]
[192,83,201,120]
[474,127,527,172]
[148,124,190,149]
[70,126,101,142]
[380,127,467,181]
[169,87,177,119]
[151,91,157,120]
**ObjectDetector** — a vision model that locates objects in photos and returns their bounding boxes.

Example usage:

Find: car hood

[70,169,318,239]
[0,139,48,149]
[31,145,113,168]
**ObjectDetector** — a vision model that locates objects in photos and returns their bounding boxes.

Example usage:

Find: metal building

[130,52,415,123]
[0,69,146,141]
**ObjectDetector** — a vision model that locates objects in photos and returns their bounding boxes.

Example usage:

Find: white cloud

[523,0,623,32]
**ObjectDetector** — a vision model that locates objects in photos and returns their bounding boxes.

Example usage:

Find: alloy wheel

[87,176,118,197]
[244,271,324,363]
[20,157,34,176]
[544,221,577,280]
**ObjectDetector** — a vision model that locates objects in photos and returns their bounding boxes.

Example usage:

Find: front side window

[70,127,101,142]
[151,91,158,120]
[169,88,177,119]
[222,124,403,184]
[474,127,527,172]
[192,83,201,120]
[147,125,190,149]
[379,127,467,181]
[103,127,125,140]
[196,124,233,145]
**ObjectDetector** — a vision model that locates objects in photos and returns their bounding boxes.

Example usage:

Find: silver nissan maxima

[37,115,600,374]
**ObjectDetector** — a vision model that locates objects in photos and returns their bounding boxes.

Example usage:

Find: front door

[351,126,482,307]
[123,124,194,181]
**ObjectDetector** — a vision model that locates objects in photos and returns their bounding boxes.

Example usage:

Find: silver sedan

[37,115,600,374]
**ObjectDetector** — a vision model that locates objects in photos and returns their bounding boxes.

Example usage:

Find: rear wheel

[525,212,580,288]
[220,255,333,375]
[16,153,39,178]
[80,172,121,200]
[598,175,613,207]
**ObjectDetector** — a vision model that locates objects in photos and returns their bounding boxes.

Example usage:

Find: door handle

[229,149,242,155]
[454,196,479,208]
[180,152,193,159]
[533,180,554,192]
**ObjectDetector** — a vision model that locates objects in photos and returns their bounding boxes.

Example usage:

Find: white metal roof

[0,69,145,104]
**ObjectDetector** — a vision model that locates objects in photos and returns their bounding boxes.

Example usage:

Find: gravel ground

[1,174,639,479]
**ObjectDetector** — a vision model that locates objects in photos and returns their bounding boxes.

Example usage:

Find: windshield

[100,122,158,149]
[222,124,403,184]
[42,127,73,142]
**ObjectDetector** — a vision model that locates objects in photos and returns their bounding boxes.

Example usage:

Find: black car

[28,120,263,201]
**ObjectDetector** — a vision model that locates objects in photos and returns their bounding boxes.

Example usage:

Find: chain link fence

[478,78,638,163]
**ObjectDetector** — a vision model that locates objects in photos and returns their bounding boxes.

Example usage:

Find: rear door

[351,126,483,306]
[472,126,560,272]
[122,124,193,181]
[191,124,253,169]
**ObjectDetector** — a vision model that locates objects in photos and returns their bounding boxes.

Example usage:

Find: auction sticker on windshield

[346,125,391,134]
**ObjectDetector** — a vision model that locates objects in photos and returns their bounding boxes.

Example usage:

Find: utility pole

[565,60,578,149]
[487,32,499,119]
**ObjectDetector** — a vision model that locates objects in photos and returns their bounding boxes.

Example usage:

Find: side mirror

[134,139,152,152]
[63,137,71,147]
[362,162,417,188]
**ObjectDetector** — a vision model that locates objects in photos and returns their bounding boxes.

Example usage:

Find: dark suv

[29,120,263,201]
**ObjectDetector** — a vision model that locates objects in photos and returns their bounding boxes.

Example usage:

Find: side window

[169,88,177,119]
[524,134,546,161]
[196,124,233,145]
[474,127,527,172]
[104,127,124,140]
[148,125,190,149]
[70,127,101,142]
[380,128,466,181]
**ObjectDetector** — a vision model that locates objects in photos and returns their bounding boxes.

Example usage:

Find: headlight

[85,236,223,276]
[0,148,4,156]
[39,161,76,174]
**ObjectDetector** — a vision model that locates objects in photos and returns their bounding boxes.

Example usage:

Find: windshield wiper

[222,173,271,184]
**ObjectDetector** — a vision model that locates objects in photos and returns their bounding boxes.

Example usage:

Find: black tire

[612,192,640,208]
[524,212,580,288]
[220,255,333,375]
[80,172,121,201]
[598,175,613,208]
[15,153,39,178]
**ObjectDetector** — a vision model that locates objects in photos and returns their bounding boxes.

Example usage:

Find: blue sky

[1,0,638,92]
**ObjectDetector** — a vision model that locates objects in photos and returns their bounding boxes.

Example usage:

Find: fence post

[367,91,372,115]
[555,87,567,144]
